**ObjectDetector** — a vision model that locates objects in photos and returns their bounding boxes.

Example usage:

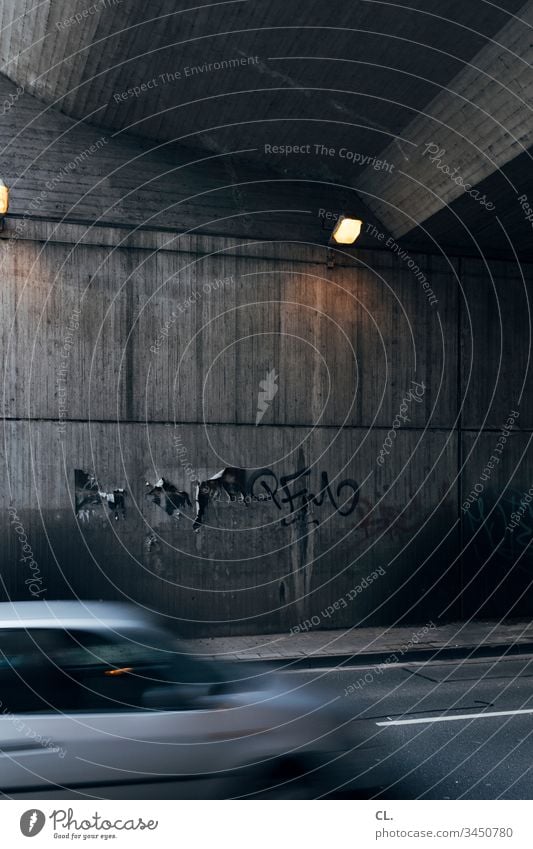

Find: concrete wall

[3,219,530,636]
[1,77,532,635]
[460,257,533,620]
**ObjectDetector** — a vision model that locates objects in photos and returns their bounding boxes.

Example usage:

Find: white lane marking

[377,707,533,726]
[0,747,62,757]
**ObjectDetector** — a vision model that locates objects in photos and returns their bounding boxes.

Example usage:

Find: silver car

[0,601,378,799]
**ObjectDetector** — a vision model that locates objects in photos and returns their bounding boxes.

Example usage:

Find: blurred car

[0,601,378,799]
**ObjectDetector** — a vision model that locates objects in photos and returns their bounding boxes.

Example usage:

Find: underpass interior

[0,0,532,803]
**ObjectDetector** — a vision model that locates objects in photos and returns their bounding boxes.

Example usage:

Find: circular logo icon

[20,810,45,837]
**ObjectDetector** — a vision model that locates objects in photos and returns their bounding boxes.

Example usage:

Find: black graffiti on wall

[246,467,360,526]
[74,466,359,532]
[190,466,361,531]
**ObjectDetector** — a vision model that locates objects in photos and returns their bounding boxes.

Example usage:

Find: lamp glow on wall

[0,179,9,217]
[331,216,362,245]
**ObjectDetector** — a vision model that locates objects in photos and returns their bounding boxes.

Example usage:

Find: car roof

[0,600,157,631]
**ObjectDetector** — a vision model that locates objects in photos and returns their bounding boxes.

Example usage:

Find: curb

[198,640,533,668]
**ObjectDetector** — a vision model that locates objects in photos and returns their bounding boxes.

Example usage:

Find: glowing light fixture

[0,179,9,216]
[331,216,362,245]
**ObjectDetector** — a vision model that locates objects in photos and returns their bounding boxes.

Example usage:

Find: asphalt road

[279,653,533,799]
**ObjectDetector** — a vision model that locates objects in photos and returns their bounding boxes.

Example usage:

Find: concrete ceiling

[1,0,532,256]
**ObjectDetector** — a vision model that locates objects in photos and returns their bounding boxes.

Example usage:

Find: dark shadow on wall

[461,488,533,619]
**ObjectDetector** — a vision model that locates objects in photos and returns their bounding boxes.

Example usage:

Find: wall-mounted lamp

[0,180,9,229]
[326,214,363,268]
[331,216,362,245]
[331,215,363,245]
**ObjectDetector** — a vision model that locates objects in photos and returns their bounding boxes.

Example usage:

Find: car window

[0,628,76,713]
[0,628,72,662]
[0,627,214,714]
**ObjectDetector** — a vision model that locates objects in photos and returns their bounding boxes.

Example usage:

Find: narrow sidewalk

[183,620,533,665]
